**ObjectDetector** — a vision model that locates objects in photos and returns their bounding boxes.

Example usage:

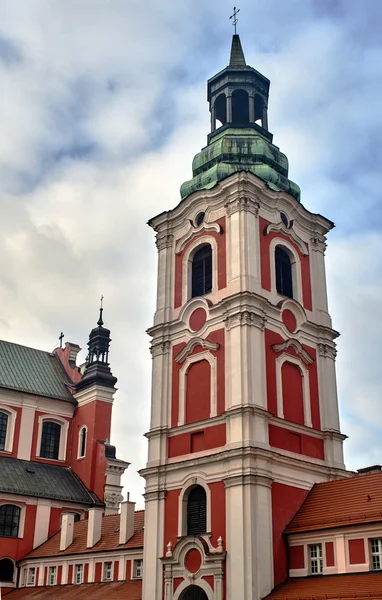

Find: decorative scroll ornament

[310,235,327,254]
[264,222,308,256]
[225,196,260,217]
[224,310,266,331]
[318,343,337,360]
[272,338,314,365]
[175,222,222,254]
[104,491,124,509]
[175,337,219,364]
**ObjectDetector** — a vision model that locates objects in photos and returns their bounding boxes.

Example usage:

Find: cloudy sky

[0,0,381,505]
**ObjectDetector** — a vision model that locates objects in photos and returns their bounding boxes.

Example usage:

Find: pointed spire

[229,34,246,67]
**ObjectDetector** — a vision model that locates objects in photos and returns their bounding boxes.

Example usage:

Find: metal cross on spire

[230,6,240,35]
[59,332,64,348]
[98,294,104,326]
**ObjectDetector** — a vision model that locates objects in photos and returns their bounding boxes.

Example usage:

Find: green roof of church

[0,339,74,402]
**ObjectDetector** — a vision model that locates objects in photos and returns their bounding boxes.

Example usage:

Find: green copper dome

[180,35,301,202]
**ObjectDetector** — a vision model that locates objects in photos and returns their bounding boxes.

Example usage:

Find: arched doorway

[181,585,208,600]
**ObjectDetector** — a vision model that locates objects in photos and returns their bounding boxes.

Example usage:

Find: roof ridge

[0,337,52,355]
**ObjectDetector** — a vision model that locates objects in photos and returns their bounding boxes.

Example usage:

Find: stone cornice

[156,232,174,251]
[224,308,267,331]
[225,196,260,217]
[318,343,337,360]
[150,339,171,358]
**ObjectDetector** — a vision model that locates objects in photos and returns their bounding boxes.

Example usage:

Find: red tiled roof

[286,472,382,533]
[3,582,142,600]
[25,511,144,559]
[265,572,382,599]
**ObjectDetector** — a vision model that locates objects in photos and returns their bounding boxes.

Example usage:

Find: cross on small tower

[59,332,64,348]
[230,6,240,35]
[100,294,104,309]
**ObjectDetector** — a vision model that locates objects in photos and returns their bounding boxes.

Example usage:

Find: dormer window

[40,421,61,460]
[371,539,382,570]
[191,245,212,298]
[0,412,8,451]
[309,544,323,575]
[275,246,293,299]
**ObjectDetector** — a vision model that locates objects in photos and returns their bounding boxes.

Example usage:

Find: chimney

[119,500,136,545]
[87,508,103,548]
[60,513,75,551]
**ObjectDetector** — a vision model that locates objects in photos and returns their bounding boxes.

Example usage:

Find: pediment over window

[272,338,314,365]
[175,338,219,364]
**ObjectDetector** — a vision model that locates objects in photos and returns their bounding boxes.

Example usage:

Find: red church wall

[281,362,304,425]
[174,217,227,309]
[31,411,72,464]
[163,489,181,554]
[173,578,183,592]
[171,329,225,428]
[289,545,305,569]
[168,424,226,458]
[269,425,324,460]
[259,217,312,311]
[186,360,211,424]
[71,400,112,499]
[48,507,62,539]
[54,343,82,385]
[185,549,202,573]
[349,539,366,564]
[210,481,225,547]
[265,329,321,431]
[0,502,37,561]
[202,575,214,590]
[272,482,309,586]
[326,541,335,567]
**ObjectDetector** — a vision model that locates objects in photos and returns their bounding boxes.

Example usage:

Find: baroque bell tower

[141,32,346,600]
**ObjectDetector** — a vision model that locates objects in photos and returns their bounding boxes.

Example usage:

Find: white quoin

[60,513,75,551]
[87,507,103,548]
[119,500,136,545]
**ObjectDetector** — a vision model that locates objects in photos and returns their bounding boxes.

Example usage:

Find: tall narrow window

[187,486,207,535]
[0,558,14,582]
[134,559,143,578]
[79,427,87,458]
[0,504,20,538]
[48,566,57,586]
[40,421,61,460]
[309,544,323,575]
[74,564,83,585]
[0,412,8,451]
[191,245,212,298]
[103,562,112,581]
[27,567,36,586]
[371,539,382,570]
[275,246,293,298]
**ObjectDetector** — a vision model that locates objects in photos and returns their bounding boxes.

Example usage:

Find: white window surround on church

[36,414,69,462]
[269,237,303,305]
[182,235,219,306]
[275,354,312,428]
[177,477,212,537]
[178,351,217,427]
[0,404,17,453]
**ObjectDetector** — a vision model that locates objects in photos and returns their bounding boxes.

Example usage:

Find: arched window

[275,246,293,298]
[232,89,249,124]
[40,421,61,460]
[0,558,14,582]
[181,586,208,600]
[0,505,20,538]
[187,486,207,535]
[191,245,212,298]
[0,412,8,451]
[78,427,87,458]
[214,93,226,127]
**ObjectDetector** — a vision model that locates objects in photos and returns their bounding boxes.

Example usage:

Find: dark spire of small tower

[76,303,117,391]
[229,34,246,67]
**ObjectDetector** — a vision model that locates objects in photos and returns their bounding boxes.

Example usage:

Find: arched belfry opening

[181,585,209,600]
[232,89,249,125]
[187,485,207,535]
[214,93,227,127]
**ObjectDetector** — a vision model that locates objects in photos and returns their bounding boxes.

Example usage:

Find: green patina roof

[0,339,74,402]
[180,125,300,202]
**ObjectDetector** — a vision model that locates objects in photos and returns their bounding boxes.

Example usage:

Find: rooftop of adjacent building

[24,510,144,559]
[286,470,382,534]
[264,571,382,599]
[2,581,142,599]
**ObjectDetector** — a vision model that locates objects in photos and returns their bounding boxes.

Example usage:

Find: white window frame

[0,501,26,539]
[270,239,303,305]
[27,567,36,586]
[178,351,217,427]
[77,425,87,459]
[74,564,83,585]
[178,477,212,537]
[36,415,69,461]
[183,236,219,305]
[133,559,143,579]
[103,561,112,581]
[275,354,312,428]
[0,405,17,453]
[309,543,323,575]
[48,566,57,586]
[370,538,382,571]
